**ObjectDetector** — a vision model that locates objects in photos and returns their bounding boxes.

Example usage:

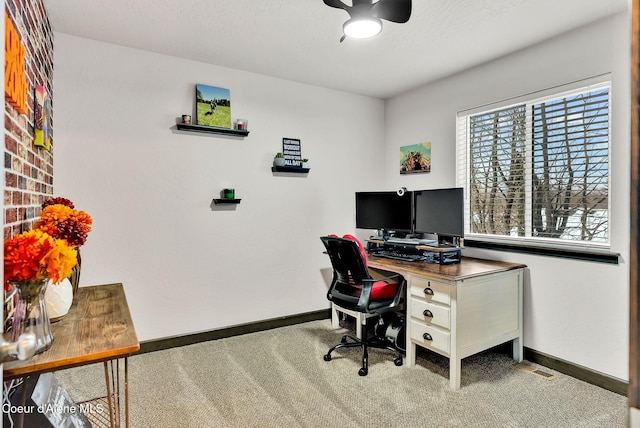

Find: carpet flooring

[55,319,627,427]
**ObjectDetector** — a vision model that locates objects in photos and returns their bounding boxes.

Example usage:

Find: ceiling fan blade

[323,0,350,10]
[371,0,412,23]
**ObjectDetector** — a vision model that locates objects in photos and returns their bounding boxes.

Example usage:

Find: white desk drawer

[410,320,450,355]
[410,299,450,330]
[409,276,450,306]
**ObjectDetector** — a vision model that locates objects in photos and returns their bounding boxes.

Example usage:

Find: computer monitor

[413,188,464,238]
[355,191,413,233]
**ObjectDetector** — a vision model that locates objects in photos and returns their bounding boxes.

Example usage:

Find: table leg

[513,337,523,362]
[17,376,29,428]
[450,357,462,390]
[331,303,340,329]
[406,341,416,366]
[116,360,122,425]
[125,357,130,428]
[102,359,129,428]
[356,314,364,339]
[103,362,115,428]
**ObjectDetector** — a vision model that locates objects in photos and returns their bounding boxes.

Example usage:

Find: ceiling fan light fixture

[343,17,382,39]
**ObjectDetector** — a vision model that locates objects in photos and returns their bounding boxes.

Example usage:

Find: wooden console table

[4,283,139,427]
[366,256,526,390]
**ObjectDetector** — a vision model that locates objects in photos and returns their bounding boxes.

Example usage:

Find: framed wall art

[195,84,231,128]
[400,142,431,174]
[34,85,51,150]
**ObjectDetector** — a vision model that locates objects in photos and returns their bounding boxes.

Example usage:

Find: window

[456,80,611,252]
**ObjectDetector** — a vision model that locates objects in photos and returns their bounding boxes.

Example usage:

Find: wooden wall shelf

[212,199,241,205]
[271,165,310,173]
[177,123,249,137]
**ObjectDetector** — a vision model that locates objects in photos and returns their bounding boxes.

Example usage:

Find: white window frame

[456,75,612,253]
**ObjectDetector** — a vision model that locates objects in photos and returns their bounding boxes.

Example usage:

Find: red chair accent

[320,235,405,376]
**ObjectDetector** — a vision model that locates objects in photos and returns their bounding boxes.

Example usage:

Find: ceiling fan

[323,0,412,42]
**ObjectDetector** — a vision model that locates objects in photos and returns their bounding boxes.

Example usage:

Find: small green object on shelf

[273,152,286,167]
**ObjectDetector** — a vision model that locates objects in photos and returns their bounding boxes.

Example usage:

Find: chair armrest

[357,275,406,313]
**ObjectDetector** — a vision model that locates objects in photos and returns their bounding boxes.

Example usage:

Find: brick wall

[4,0,54,238]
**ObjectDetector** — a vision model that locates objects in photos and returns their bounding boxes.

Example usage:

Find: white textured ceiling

[45,0,628,99]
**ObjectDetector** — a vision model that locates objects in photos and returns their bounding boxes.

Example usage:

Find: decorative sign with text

[5,13,28,115]
[282,138,302,167]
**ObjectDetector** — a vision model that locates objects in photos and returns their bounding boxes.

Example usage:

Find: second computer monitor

[413,188,464,238]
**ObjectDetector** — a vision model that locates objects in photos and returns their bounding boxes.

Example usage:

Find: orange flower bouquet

[34,202,92,248]
[33,197,92,298]
[4,230,78,290]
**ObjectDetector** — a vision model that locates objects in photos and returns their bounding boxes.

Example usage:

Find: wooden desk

[4,283,139,427]
[367,256,526,390]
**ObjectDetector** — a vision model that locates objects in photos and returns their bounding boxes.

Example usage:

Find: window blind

[456,78,611,251]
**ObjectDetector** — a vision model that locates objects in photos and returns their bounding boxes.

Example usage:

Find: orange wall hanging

[5,12,28,115]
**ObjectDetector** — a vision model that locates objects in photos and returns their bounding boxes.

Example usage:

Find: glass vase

[69,248,82,296]
[10,278,54,354]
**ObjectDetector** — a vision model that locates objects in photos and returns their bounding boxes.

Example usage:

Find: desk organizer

[416,245,462,264]
[366,239,462,265]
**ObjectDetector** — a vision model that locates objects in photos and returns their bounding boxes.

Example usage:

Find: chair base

[324,333,403,376]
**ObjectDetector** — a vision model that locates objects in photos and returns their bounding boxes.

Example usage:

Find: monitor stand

[437,235,461,248]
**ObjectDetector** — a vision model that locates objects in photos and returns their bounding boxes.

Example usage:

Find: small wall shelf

[177,123,249,137]
[212,199,241,205]
[271,165,310,174]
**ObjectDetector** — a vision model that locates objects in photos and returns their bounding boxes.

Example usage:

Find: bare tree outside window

[531,89,609,242]
[464,86,610,246]
[469,105,526,236]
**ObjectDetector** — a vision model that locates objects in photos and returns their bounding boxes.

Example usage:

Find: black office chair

[320,235,405,376]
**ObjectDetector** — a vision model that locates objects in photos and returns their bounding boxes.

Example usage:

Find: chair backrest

[321,235,371,288]
[320,235,404,314]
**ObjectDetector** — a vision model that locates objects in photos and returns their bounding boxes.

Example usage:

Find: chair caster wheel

[394,357,403,367]
[324,354,332,362]
[358,368,368,376]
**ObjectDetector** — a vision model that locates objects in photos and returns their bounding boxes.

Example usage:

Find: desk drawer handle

[423,309,433,318]
[423,287,434,296]
[423,333,433,341]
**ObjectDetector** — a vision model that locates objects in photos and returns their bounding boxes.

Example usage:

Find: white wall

[385,13,630,381]
[52,33,386,342]
[53,11,630,381]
